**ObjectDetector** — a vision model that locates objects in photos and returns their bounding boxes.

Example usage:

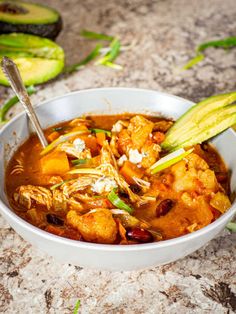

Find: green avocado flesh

[0,33,64,86]
[0,0,59,24]
[174,113,236,149]
[162,92,236,151]
[0,1,62,39]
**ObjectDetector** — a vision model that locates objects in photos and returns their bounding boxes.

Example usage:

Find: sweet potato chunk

[96,132,106,146]
[67,209,117,244]
[40,151,70,175]
[120,160,144,184]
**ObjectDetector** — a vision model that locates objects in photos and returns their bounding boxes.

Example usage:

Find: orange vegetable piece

[153,131,165,143]
[117,129,132,155]
[40,151,70,175]
[80,135,98,155]
[96,132,106,146]
[47,131,60,143]
[120,160,144,184]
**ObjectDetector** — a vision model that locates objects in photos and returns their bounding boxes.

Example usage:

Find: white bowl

[0,88,235,271]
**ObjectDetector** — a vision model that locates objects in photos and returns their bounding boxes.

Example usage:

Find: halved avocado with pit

[0,33,64,86]
[0,0,62,39]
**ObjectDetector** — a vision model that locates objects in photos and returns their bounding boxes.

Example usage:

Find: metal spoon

[1,56,48,148]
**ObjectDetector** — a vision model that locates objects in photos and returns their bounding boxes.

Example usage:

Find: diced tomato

[153,132,165,144]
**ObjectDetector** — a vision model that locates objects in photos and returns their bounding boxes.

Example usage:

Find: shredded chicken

[97,163,141,202]
[57,142,91,159]
[52,190,68,211]
[110,134,120,157]
[14,185,53,210]
[61,176,96,197]
[100,140,118,170]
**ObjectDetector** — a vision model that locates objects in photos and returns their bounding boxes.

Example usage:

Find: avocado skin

[0,16,62,39]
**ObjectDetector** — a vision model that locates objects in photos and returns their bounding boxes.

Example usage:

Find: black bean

[201,142,209,151]
[126,227,153,243]
[215,172,228,183]
[119,191,129,199]
[156,199,174,217]
[46,214,64,226]
[130,184,142,194]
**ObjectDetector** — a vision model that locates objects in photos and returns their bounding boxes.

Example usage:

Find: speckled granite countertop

[1,0,236,313]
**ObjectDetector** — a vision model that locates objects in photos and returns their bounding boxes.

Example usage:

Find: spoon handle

[1,56,48,148]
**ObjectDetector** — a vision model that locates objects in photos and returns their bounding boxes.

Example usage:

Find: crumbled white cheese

[118,154,128,166]
[111,121,123,133]
[91,177,117,194]
[128,149,143,164]
[73,138,85,152]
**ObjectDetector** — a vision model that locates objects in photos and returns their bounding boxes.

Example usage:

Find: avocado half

[0,33,64,86]
[0,0,62,39]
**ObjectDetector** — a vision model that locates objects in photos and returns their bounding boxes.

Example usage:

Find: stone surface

[0,0,236,313]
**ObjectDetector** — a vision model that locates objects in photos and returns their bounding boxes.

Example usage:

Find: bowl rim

[0,87,235,252]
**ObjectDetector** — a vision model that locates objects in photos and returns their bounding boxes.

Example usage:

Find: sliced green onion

[182,53,205,70]
[50,179,72,190]
[73,299,81,314]
[63,44,102,74]
[226,222,236,232]
[68,168,103,175]
[80,29,114,41]
[0,85,36,123]
[71,158,89,166]
[149,148,194,174]
[108,189,133,214]
[103,61,123,70]
[182,36,236,70]
[95,38,121,65]
[90,128,111,136]
[197,36,236,52]
[40,130,89,156]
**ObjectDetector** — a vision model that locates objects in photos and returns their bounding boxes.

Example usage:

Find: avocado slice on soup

[162,92,236,151]
[0,0,62,39]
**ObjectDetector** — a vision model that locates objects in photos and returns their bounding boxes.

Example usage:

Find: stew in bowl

[5,114,231,244]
